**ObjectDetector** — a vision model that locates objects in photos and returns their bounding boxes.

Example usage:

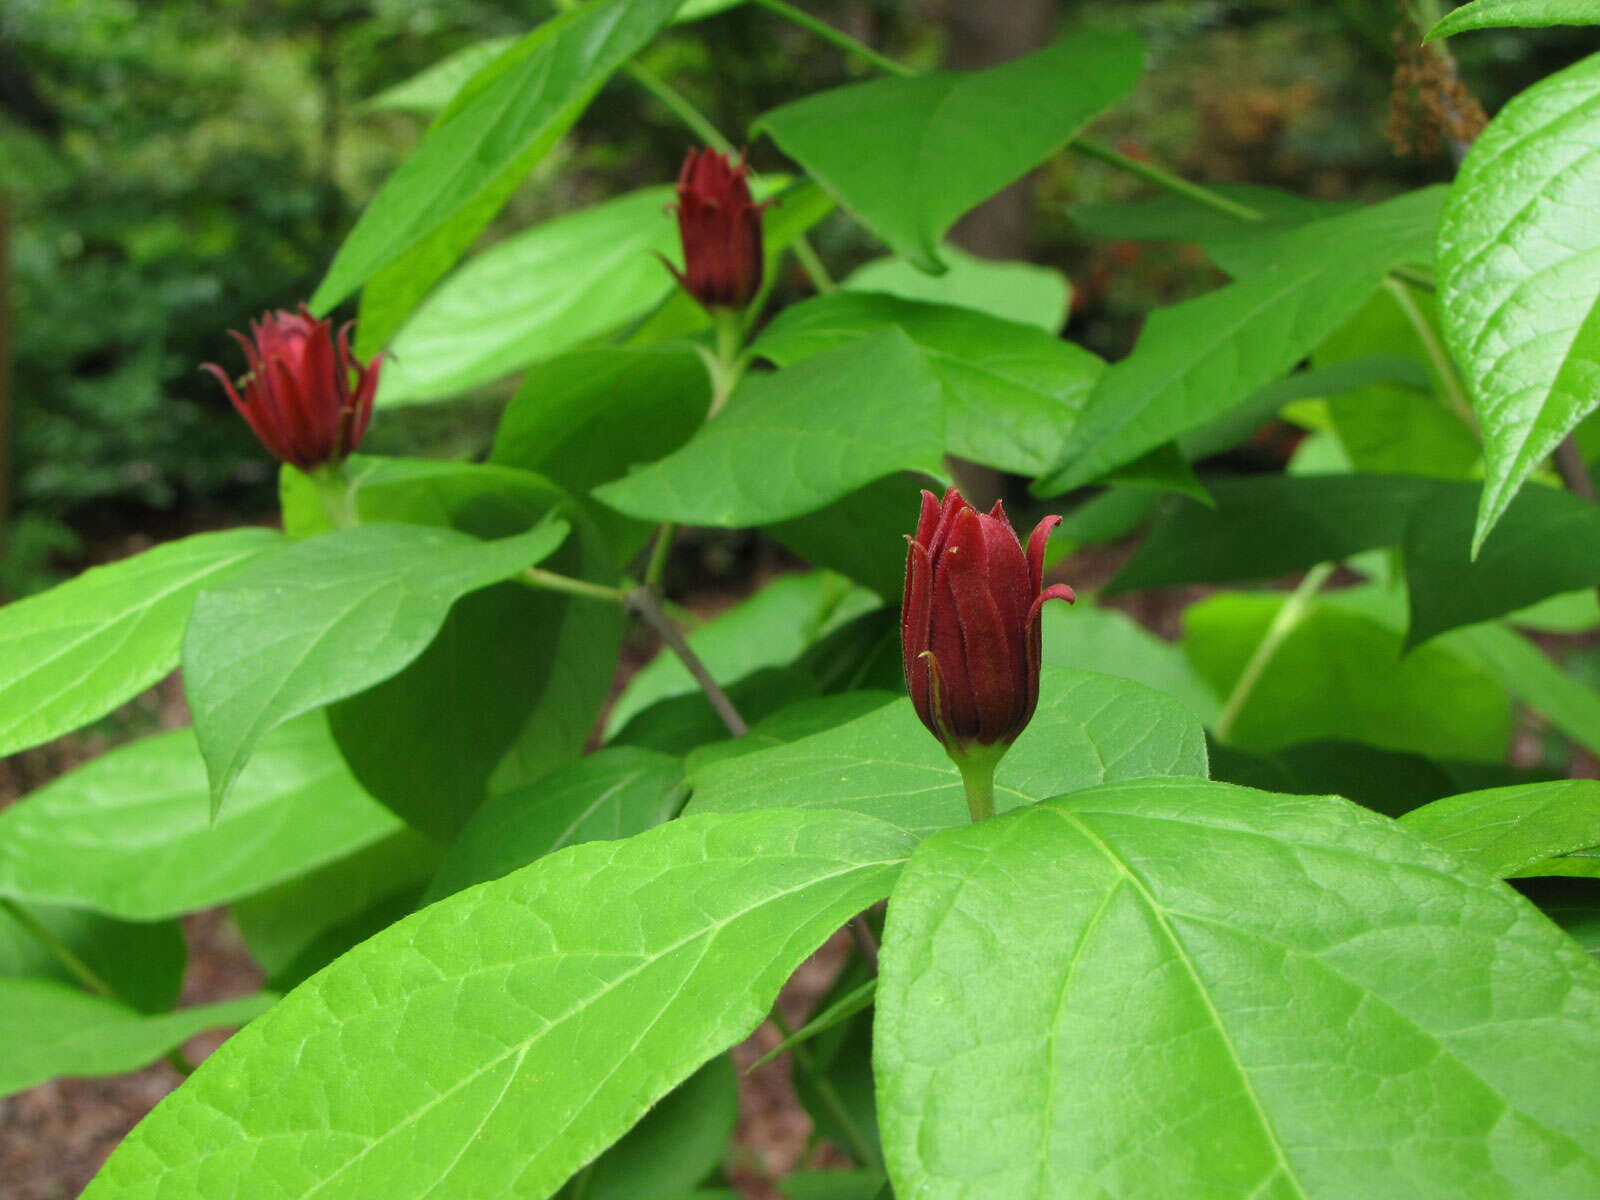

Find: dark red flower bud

[902,487,1076,755]
[669,147,766,310]
[201,304,380,472]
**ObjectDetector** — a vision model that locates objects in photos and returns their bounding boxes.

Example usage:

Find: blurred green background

[1,0,1593,595]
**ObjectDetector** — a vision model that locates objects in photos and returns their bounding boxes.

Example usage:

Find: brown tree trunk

[943,0,1056,260]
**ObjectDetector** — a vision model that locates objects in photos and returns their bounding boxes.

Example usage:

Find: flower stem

[625,61,732,152]
[518,567,628,606]
[705,306,748,417]
[644,522,676,591]
[308,462,358,529]
[1215,563,1335,740]
[953,749,1004,823]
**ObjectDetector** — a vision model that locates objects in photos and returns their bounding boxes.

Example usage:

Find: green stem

[1067,137,1264,222]
[769,1008,884,1168]
[1383,276,1472,427]
[2,898,197,1075]
[308,462,358,529]
[519,567,628,606]
[625,61,732,153]
[705,307,748,417]
[1215,564,1335,740]
[790,234,836,293]
[752,0,912,76]
[644,522,676,591]
[952,747,1006,823]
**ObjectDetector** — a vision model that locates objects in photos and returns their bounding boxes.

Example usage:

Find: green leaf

[1039,603,1221,727]
[754,293,1104,475]
[1402,781,1600,877]
[607,571,879,739]
[233,830,441,992]
[363,36,518,115]
[84,810,914,1200]
[556,1057,737,1200]
[751,977,877,1071]
[1403,480,1600,646]
[0,714,397,921]
[754,31,1143,272]
[284,460,623,837]
[1445,622,1600,759]
[0,981,274,1097]
[684,692,901,776]
[762,475,922,602]
[1036,188,1447,495]
[779,1172,887,1200]
[490,346,710,552]
[843,247,1071,332]
[183,519,568,814]
[0,904,185,1015]
[594,330,945,526]
[1436,51,1600,552]
[1427,0,1600,40]
[424,747,685,903]
[1111,474,1434,591]
[312,0,686,328]
[876,779,1600,1199]
[686,667,1209,838]
[0,528,281,758]
[1067,184,1355,246]
[1186,591,1512,759]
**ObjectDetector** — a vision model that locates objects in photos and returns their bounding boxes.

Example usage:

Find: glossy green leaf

[0,904,185,1015]
[0,527,281,758]
[686,666,1209,837]
[1427,0,1600,40]
[684,692,901,775]
[84,809,914,1200]
[0,714,397,921]
[285,460,623,838]
[1036,188,1446,495]
[764,475,919,602]
[594,330,945,526]
[183,519,568,814]
[754,32,1143,272]
[556,1057,738,1200]
[843,248,1071,332]
[363,36,517,114]
[876,780,1600,1199]
[312,0,685,331]
[1039,603,1221,727]
[1067,184,1354,246]
[1186,591,1511,759]
[607,571,879,739]
[233,830,441,993]
[755,293,1104,474]
[0,981,274,1097]
[1436,51,1600,552]
[424,747,685,903]
[1401,780,1600,877]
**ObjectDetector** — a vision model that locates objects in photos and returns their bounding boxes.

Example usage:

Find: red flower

[669,147,766,310]
[201,304,380,472]
[902,488,1076,753]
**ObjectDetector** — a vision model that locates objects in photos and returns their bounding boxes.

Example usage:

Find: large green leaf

[1401,780,1600,877]
[0,904,185,1015]
[1067,184,1354,246]
[1035,188,1446,495]
[84,809,913,1200]
[183,519,568,814]
[1039,603,1221,727]
[1436,51,1600,552]
[363,36,518,114]
[0,528,280,758]
[233,830,441,993]
[842,248,1071,332]
[312,0,686,336]
[1186,591,1511,759]
[283,459,624,838]
[876,780,1600,1199]
[754,32,1143,273]
[607,570,878,739]
[0,982,274,1097]
[686,666,1209,837]
[424,746,685,902]
[0,714,397,921]
[755,293,1104,475]
[1427,0,1600,40]
[594,330,944,526]
[764,475,923,602]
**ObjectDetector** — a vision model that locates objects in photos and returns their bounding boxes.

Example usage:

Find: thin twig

[848,915,880,973]
[520,567,628,606]
[627,586,748,737]
[1555,437,1596,502]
